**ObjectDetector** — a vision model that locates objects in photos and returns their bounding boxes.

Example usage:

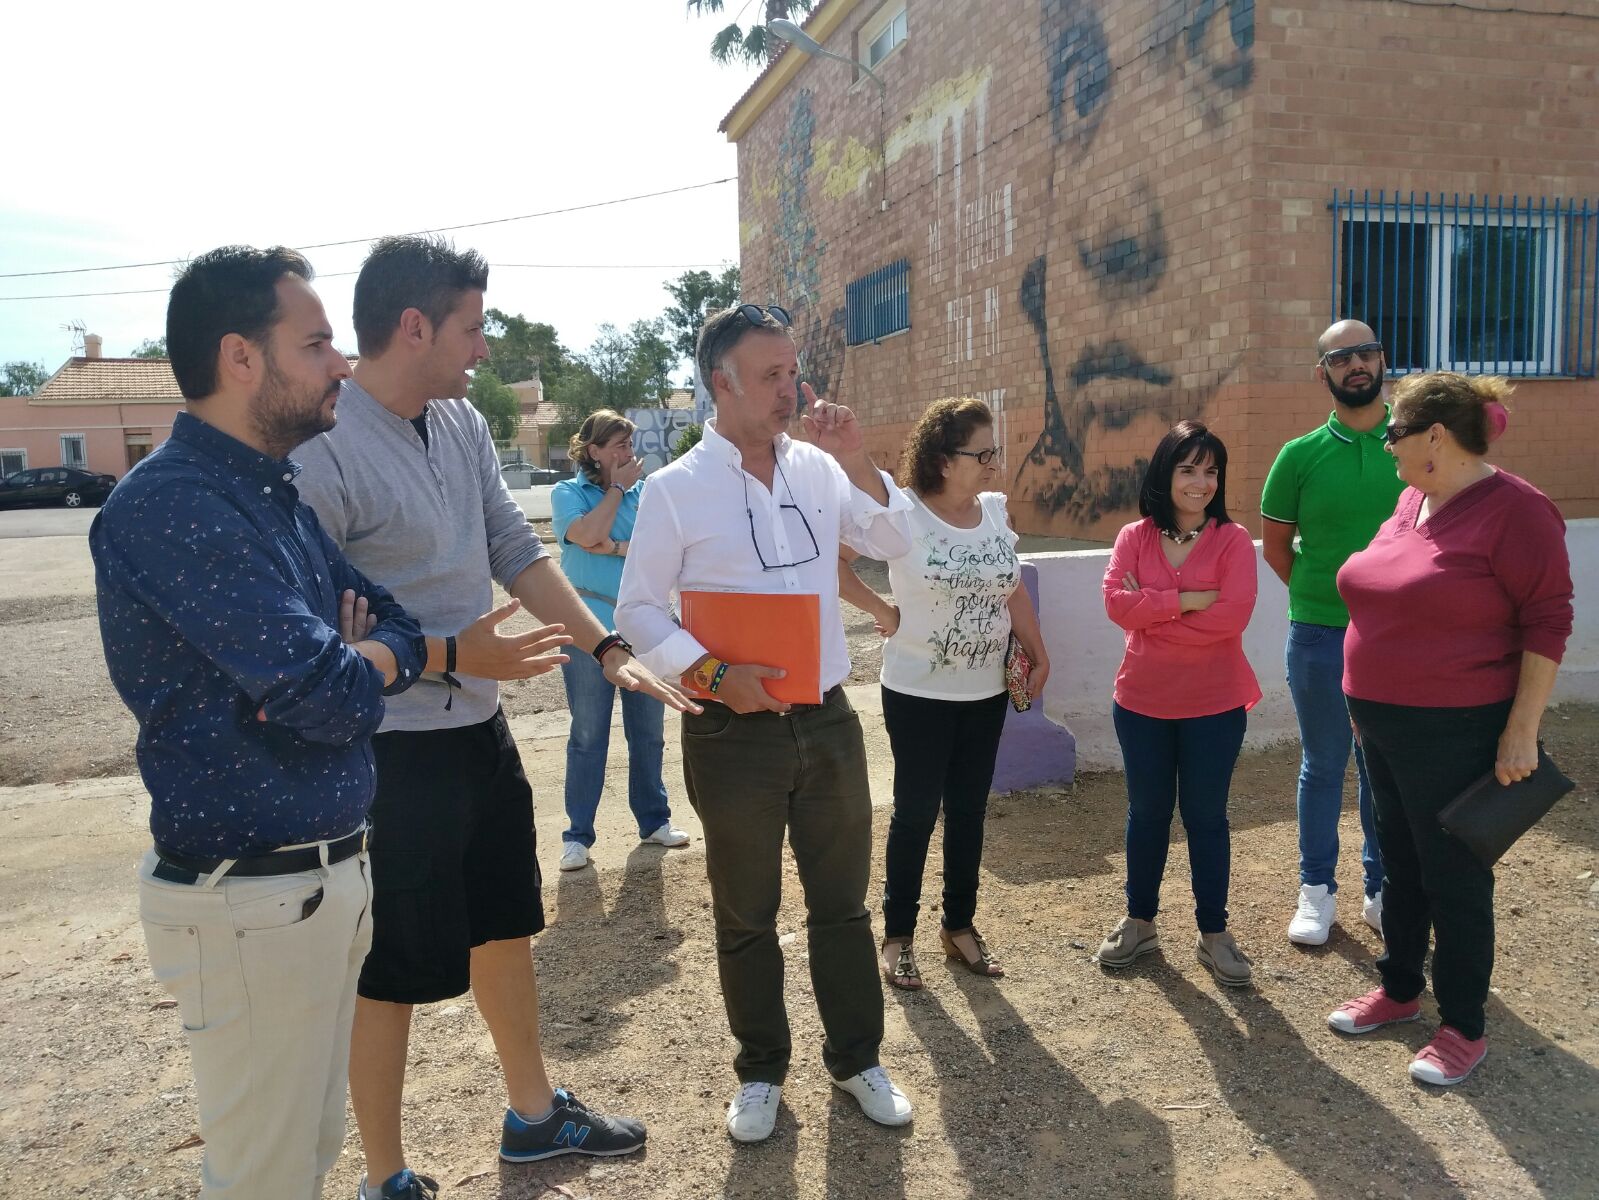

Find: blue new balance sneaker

[499,1088,646,1162]
[356,1168,438,1199]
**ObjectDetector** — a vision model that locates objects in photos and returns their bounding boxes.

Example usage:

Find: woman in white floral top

[841,398,1049,990]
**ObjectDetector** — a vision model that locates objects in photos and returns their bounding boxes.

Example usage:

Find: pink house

[0,336,183,480]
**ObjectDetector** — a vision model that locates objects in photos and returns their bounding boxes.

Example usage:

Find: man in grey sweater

[295,235,696,1200]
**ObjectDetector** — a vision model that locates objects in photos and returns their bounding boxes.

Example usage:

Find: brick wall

[731,0,1599,535]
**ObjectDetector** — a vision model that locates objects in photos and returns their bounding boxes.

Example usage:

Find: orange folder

[679,590,822,705]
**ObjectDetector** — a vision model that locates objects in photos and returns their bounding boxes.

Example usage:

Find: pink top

[1103,517,1262,720]
[1338,470,1572,707]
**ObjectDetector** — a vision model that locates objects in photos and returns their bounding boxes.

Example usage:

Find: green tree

[627,319,677,407]
[130,337,167,359]
[687,0,816,66]
[483,309,571,390]
[545,363,605,456]
[575,320,676,411]
[468,367,521,445]
[0,360,49,397]
[663,265,741,363]
[672,423,703,460]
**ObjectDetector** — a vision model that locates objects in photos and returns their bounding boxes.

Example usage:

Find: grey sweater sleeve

[465,402,547,589]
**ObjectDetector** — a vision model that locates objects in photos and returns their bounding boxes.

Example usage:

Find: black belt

[154,827,367,882]
[781,684,844,715]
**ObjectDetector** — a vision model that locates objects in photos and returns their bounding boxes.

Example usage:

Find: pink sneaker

[1327,987,1422,1035]
[1409,1026,1487,1086]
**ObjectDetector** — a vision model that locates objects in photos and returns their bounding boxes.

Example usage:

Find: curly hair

[1389,372,1513,456]
[568,409,635,484]
[896,398,995,494]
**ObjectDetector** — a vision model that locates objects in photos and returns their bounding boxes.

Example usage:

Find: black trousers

[1346,695,1513,1041]
[681,687,882,1085]
[880,686,1010,939]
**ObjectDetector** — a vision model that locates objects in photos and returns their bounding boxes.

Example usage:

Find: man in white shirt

[615,304,914,1144]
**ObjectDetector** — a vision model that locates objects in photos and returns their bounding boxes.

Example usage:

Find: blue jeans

[1113,702,1247,934]
[1285,622,1382,897]
[559,650,671,846]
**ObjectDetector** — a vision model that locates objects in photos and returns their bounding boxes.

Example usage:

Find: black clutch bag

[1436,745,1575,868]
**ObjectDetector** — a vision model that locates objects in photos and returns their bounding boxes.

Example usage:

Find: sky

[0,0,761,373]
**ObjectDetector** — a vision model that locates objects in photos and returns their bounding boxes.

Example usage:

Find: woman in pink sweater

[1330,373,1573,1087]
[1097,421,1261,987]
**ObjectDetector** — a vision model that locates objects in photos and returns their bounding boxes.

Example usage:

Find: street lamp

[767,18,886,93]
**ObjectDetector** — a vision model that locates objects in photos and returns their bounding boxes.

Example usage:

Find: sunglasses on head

[734,303,792,330]
[1383,420,1434,446]
[1320,341,1383,370]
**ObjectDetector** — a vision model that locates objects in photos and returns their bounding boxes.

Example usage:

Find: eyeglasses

[742,458,820,571]
[1320,342,1384,370]
[951,447,999,466]
[734,303,792,329]
[1383,421,1434,446]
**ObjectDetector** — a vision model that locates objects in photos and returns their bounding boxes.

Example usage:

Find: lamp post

[766,18,886,93]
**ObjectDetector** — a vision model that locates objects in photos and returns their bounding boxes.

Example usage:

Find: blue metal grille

[1330,190,1598,378]
[846,259,910,346]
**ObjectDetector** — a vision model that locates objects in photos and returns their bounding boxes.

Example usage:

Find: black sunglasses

[742,458,819,571]
[1383,421,1434,446]
[951,448,999,466]
[1320,341,1384,370]
[735,303,792,329]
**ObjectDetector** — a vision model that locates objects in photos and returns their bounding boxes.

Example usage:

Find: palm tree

[686,0,817,67]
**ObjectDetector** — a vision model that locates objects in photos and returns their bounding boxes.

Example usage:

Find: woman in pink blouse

[1096,421,1261,987]
[1330,373,1573,1087]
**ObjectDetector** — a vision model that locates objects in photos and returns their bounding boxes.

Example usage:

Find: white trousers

[138,847,373,1199]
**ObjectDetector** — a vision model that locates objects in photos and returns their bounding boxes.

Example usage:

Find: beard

[1325,362,1384,408]
[251,355,338,458]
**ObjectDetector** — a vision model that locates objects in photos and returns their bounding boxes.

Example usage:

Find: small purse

[1436,745,1575,868]
[1004,634,1033,713]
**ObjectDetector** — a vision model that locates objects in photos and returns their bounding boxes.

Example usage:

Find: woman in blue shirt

[551,410,688,870]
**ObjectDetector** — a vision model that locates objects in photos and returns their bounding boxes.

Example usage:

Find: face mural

[1015,0,1255,528]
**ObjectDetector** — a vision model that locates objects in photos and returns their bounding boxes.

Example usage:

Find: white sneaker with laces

[833,1066,913,1127]
[1287,883,1336,945]
[643,822,691,848]
[558,841,590,871]
[1362,890,1384,934]
[726,1081,781,1143]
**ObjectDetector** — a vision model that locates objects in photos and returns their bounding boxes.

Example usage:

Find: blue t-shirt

[550,473,643,626]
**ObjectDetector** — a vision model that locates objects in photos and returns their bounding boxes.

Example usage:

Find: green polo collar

[1326,404,1392,444]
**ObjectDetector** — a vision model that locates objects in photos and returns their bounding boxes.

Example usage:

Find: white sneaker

[1287,883,1336,945]
[558,841,590,871]
[643,822,690,848]
[833,1066,913,1127]
[1362,891,1384,933]
[726,1081,781,1143]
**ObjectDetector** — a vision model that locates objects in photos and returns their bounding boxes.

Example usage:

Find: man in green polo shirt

[1261,319,1404,947]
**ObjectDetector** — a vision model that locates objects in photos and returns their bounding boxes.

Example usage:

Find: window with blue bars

[1331,191,1599,378]
[846,259,911,346]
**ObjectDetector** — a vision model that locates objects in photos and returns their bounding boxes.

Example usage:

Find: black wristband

[592,632,632,665]
[610,483,626,496]
[442,635,461,711]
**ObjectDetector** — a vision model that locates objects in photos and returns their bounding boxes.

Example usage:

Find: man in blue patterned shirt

[91,245,427,1200]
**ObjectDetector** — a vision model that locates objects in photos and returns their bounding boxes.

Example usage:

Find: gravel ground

[0,537,1595,1199]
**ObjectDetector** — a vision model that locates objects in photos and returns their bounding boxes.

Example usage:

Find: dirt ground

[1,534,1596,1200]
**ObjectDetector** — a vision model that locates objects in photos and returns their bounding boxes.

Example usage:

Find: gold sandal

[881,938,923,991]
[941,925,1004,978]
